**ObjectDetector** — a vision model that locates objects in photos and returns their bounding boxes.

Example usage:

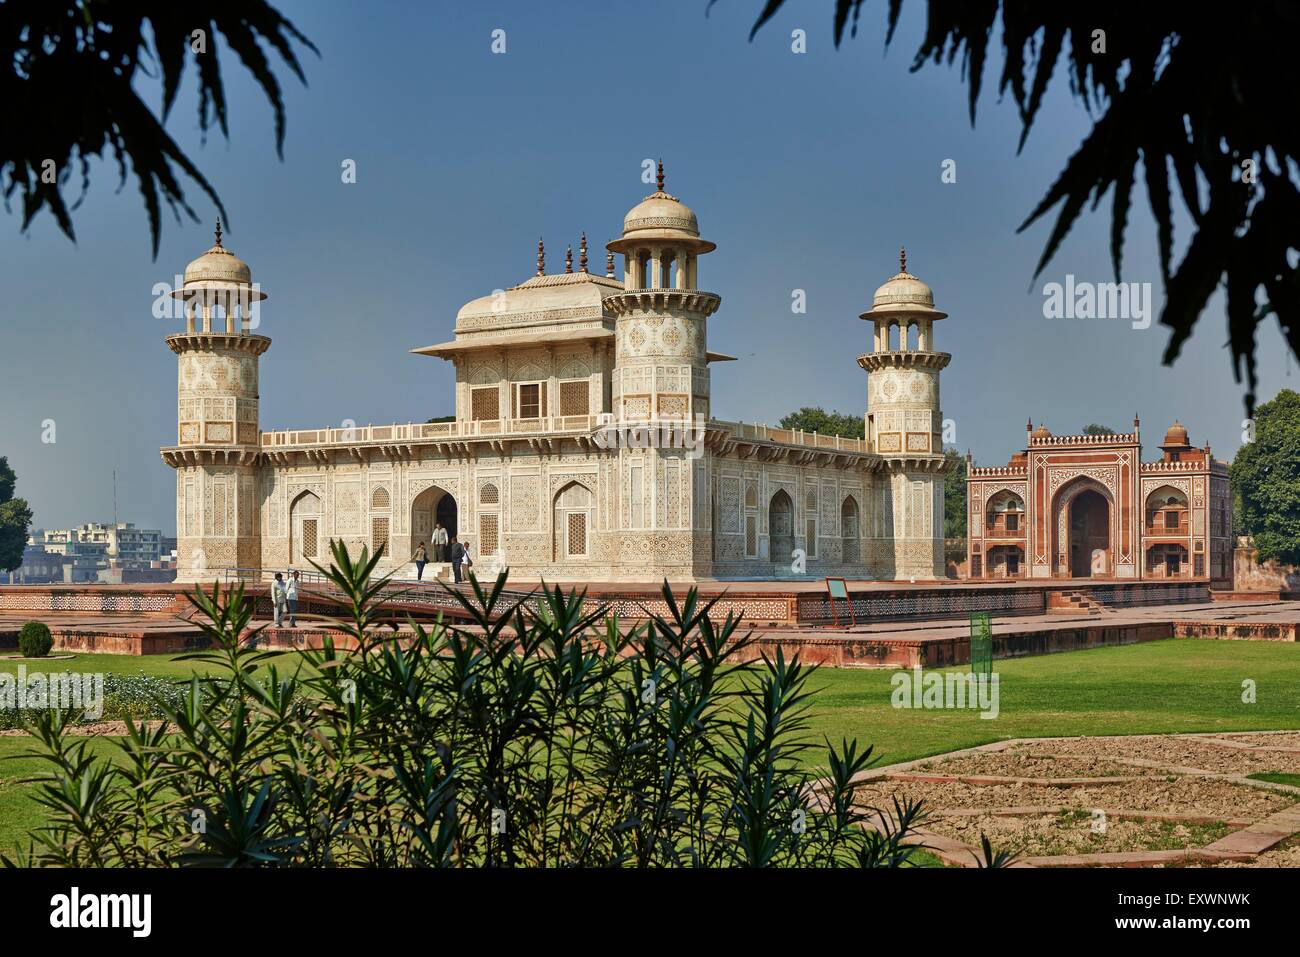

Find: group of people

[267,523,477,632]
[270,569,301,628]
[412,521,473,583]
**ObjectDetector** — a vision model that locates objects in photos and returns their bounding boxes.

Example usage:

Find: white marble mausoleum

[162,166,951,583]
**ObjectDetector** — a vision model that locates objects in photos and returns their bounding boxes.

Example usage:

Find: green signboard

[969,612,993,677]
[824,577,854,626]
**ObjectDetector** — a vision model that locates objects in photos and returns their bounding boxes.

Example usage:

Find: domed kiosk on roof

[609,159,715,256]
[168,219,267,335]
[1161,420,1191,449]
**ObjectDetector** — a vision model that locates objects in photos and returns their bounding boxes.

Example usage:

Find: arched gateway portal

[411,486,457,550]
[1069,490,1110,577]
[1051,478,1113,579]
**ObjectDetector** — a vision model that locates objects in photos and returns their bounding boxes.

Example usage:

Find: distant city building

[6,542,77,584]
[7,523,171,584]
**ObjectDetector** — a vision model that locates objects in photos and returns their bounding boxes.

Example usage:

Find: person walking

[271,572,288,628]
[413,541,428,581]
[286,570,300,627]
[433,522,449,563]
[449,536,472,584]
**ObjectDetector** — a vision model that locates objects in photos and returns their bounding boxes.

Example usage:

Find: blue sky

[3,0,1293,534]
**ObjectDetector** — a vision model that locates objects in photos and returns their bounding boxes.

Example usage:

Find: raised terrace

[2,578,1295,660]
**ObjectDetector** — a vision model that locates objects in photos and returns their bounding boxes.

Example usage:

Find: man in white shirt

[433,523,449,562]
[285,570,300,627]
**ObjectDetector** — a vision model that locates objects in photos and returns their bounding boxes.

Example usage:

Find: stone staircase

[1047,589,1108,616]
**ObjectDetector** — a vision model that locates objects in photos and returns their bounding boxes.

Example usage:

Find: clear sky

[3,0,1293,535]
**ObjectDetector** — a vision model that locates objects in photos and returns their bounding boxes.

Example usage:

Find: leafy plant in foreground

[6,540,951,868]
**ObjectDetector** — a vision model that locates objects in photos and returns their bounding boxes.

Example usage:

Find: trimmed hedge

[0,671,187,731]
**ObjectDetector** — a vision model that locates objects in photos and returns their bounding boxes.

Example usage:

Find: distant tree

[426,415,455,424]
[778,407,864,439]
[2,1,316,254]
[942,447,966,540]
[0,457,34,572]
[1230,389,1300,565]
[1081,424,1115,436]
[741,1,1300,413]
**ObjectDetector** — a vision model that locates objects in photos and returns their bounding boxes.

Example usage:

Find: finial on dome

[656,158,665,193]
[537,237,545,276]
[565,244,573,274]
[899,246,907,274]
[579,232,588,273]
[214,218,223,248]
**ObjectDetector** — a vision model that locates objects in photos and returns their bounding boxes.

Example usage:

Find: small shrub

[0,670,189,731]
[17,621,53,658]
[101,673,189,721]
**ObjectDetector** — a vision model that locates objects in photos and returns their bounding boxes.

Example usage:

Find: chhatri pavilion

[160,165,951,583]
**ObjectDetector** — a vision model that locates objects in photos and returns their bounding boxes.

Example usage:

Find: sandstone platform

[0,579,1295,662]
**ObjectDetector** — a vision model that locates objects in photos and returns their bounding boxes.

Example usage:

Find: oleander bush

[4,539,953,868]
[17,621,53,659]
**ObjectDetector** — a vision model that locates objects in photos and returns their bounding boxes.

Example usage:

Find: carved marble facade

[164,173,951,583]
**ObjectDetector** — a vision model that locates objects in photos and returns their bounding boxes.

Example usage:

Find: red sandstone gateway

[966,419,1232,586]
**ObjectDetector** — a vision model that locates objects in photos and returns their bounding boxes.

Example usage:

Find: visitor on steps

[450,537,472,584]
[413,541,428,581]
[272,572,288,628]
[286,570,300,627]
[433,523,449,562]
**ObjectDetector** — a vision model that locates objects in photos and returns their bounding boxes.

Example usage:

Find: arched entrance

[769,489,794,564]
[289,491,321,566]
[841,495,860,563]
[411,486,457,554]
[553,481,594,560]
[1069,489,1110,577]
[1146,543,1188,578]
[987,545,1025,578]
[1051,478,1114,579]
[1144,485,1188,534]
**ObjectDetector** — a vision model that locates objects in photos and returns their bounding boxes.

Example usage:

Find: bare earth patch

[1197,731,1300,750]
[856,775,1287,820]
[1041,734,1300,776]
[0,721,158,737]
[852,732,1300,868]
[911,750,1148,780]
[925,810,1230,858]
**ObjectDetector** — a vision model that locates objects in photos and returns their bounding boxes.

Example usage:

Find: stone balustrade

[260,416,875,456]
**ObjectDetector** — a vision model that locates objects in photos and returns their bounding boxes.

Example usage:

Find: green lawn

[0,652,246,681]
[1,638,1297,856]
[797,638,1300,770]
